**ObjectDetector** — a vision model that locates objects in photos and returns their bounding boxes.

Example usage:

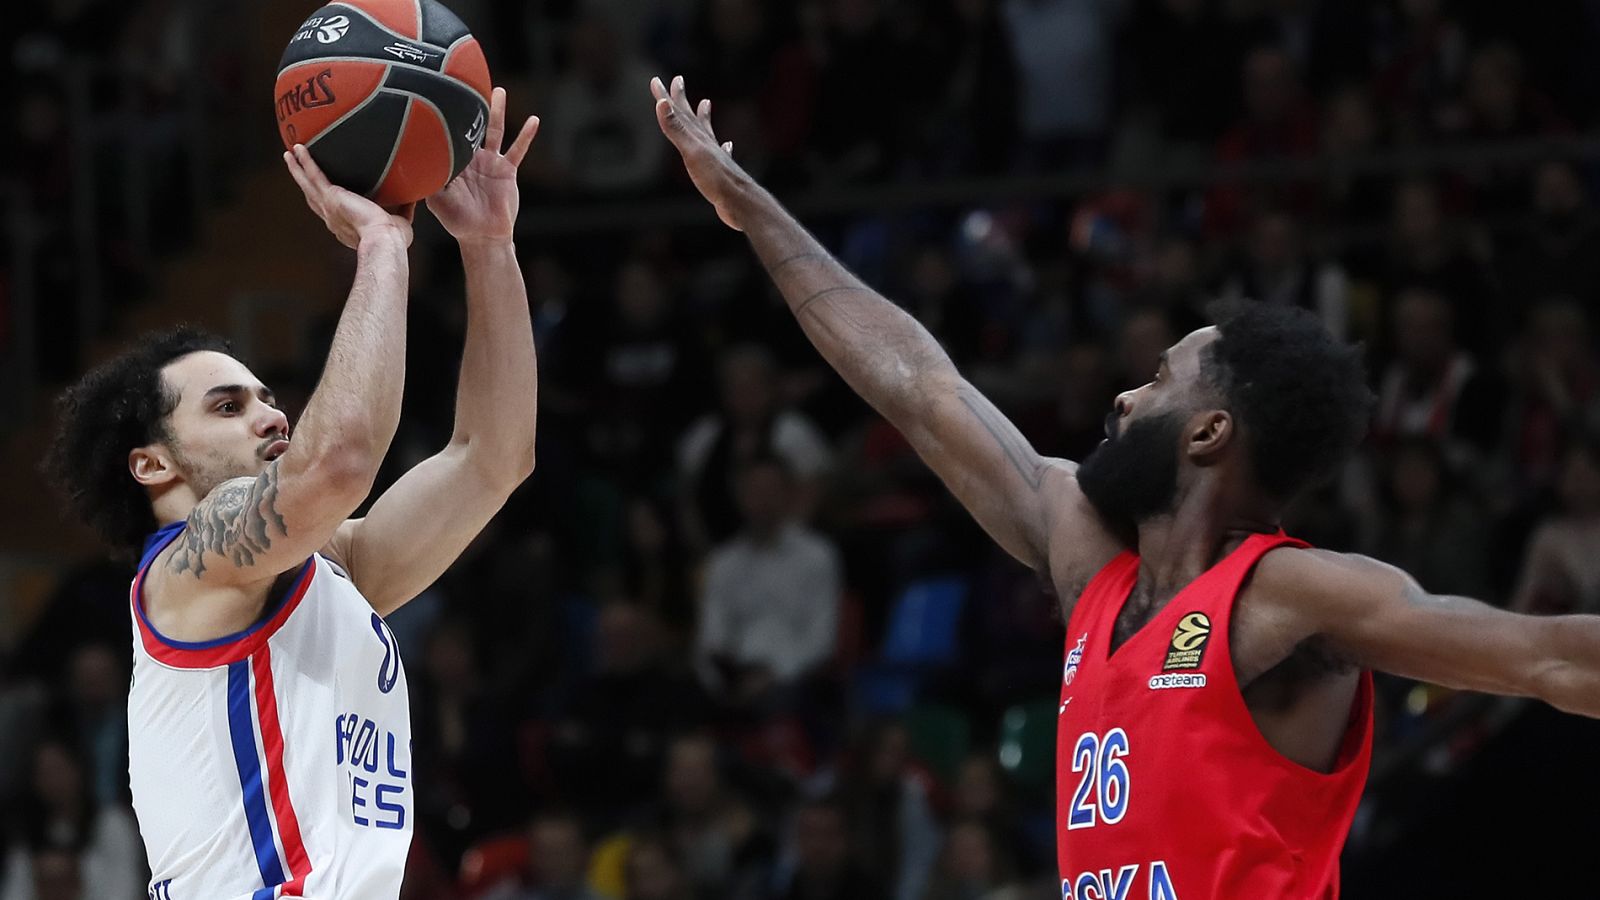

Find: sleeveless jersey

[1055,532,1372,900]
[127,522,413,900]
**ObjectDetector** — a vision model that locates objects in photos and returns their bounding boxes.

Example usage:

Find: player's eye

[218,401,240,414]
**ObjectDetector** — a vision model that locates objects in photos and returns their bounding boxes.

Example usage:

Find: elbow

[317,447,383,502]
[453,437,537,494]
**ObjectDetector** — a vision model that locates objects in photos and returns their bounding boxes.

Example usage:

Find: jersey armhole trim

[132,556,317,670]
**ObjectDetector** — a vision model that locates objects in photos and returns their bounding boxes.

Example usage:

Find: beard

[1076,410,1184,532]
[168,440,257,500]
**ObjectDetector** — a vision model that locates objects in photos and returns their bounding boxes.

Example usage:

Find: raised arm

[164,148,413,587]
[1256,548,1600,719]
[652,76,1063,570]
[325,88,541,613]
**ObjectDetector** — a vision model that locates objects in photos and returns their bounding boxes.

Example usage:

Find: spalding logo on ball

[275,0,492,205]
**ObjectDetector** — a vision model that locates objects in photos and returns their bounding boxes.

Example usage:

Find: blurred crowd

[7,0,1600,898]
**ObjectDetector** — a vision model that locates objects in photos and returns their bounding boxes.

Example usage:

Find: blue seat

[880,577,969,667]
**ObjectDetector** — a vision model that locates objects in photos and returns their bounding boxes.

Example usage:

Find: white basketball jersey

[127,521,413,900]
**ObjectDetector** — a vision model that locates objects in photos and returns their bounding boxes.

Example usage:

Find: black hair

[1204,303,1373,501]
[44,326,232,559]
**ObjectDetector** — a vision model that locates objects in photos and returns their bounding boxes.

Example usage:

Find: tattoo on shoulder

[957,387,1044,491]
[166,464,288,578]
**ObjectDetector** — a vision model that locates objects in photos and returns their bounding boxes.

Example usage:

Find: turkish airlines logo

[1162,612,1212,670]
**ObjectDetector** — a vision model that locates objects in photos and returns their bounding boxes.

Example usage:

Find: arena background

[3,0,1600,897]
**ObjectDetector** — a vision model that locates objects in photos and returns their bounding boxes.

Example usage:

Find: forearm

[452,239,538,480]
[730,184,959,425]
[293,231,410,468]
[1536,615,1600,717]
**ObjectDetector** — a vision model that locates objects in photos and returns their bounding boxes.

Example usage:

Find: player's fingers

[293,145,333,194]
[671,75,688,112]
[485,86,506,154]
[387,202,417,224]
[654,96,679,138]
[650,76,668,102]
[504,115,540,168]
[284,151,312,195]
[722,141,733,154]
[697,98,711,123]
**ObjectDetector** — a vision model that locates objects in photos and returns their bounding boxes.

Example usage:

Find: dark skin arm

[1251,548,1600,718]
[652,75,1092,573]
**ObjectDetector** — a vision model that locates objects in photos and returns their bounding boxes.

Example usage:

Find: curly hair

[1204,304,1373,502]
[44,327,232,559]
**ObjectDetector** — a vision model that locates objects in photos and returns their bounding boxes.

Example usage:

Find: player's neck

[1133,478,1277,590]
[149,483,201,533]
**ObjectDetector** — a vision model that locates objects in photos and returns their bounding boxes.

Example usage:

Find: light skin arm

[652,75,1063,571]
[1260,548,1600,718]
[162,148,414,588]
[325,88,541,615]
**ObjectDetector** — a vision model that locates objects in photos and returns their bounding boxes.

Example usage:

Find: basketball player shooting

[651,75,1600,897]
[44,88,538,899]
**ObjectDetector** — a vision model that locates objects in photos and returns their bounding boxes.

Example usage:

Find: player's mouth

[262,439,290,462]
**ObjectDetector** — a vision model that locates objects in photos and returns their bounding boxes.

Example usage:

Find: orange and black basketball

[274,0,492,206]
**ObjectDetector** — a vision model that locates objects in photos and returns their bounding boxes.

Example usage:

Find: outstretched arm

[652,75,1064,570]
[163,149,413,588]
[1258,548,1600,718]
[327,88,541,614]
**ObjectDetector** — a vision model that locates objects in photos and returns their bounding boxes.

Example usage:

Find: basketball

[274,0,492,206]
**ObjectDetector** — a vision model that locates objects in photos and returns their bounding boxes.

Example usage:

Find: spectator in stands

[1371,177,1496,354]
[1364,438,1493,599]
[813,720,941,900]
[923,819,1028,900]
[482,810,602,900]
[1001,0,1120,170]
[27,848,82,900]
[623,832,694,900]
[1499,297,1600,493]
[1209,44,1319,232]
[49,643,126,809]
[780,795,884,900]
[808,0,905,185]
[1218,208,1352,341]
[0,738,143,900]
[550,602,710,826]
[1370,287,1501,465]
[1123,0,1240,148]
[1512,435,1600,615]
[538,12,665,192]
[1501,160,1600,309]
[648,733,772,898]
[696,456,842,707]
[679,345,833,548]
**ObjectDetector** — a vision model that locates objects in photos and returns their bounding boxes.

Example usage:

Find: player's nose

[256,404,290,438]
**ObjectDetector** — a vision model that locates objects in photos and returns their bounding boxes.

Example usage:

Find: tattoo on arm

[794,284,869,318]
[958,388,1045,491]
[166,464,288,578]
[768,251,825,277]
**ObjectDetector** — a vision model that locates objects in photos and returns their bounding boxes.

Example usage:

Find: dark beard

[1076,411,1184,532]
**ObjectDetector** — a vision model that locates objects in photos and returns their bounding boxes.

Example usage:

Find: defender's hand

[427,86,539,245]
[652,75,744,231]
[284,144,414,249]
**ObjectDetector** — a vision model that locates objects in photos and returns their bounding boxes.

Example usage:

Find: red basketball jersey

[1055,532,1372,900]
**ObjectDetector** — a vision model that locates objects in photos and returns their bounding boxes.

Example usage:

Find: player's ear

[1186,409,1234,464]
[130,445,179,488]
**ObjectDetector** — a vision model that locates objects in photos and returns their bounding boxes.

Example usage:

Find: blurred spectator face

[617,260,669,331]
[570,15,622,85]
[734,460,794,537]
[1150,237,1197,292]
[794,803,850,875]
[867,721,911,783]
[31,849,82,900]
[664,735,719,815]
[1392,180,1443,247]
[1534,161,1586,219]
[1527,300,1591,371]
[909,247,957,301]
[424,623,476,692]
[944,821,998,883]
[531,816,590,890]
[1557,443,1600,516]
[953,756,1002,817]
[1389,443,1444,513]
[624,838,687,900]
[1118,310,1177,389]
[69,643,121,711]
[1323,88,1377,155]
[1243,48,1297,124]
[710,0,764,50]
[1393,290,1456,373]
[830,0,880,35]
[1058,344,1114,427]
[718,347,778,426]
[1250,212,1300,272]
[596,602,654,674]
[33,742,83,810]
[1466,44,1522,127]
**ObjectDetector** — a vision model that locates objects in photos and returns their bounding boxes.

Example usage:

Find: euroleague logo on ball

[316,15,351,43]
